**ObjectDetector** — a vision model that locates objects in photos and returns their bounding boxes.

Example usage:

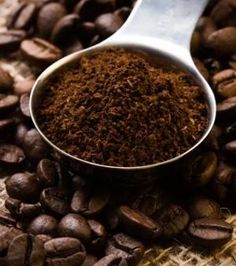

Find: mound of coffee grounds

[38,48,208,167]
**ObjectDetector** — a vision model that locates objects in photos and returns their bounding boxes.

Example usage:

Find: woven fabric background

[1,1,236,265]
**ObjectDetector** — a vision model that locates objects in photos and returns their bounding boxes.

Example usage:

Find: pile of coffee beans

[0,0,236,265]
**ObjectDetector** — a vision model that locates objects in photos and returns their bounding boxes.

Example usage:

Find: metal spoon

[30,0,216,183]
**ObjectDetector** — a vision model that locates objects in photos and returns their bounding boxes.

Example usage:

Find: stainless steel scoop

[30,0,216,183]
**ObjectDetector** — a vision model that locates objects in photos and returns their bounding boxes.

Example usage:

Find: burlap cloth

[1,1,236,265]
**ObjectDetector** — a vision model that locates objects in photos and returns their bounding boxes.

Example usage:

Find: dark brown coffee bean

[196,17,217,45]
[37,3,67,39]
[51,14,80,44]
[118,205,162,240]
[105,233,144,265]
[44,237,86,266]
[95,255,128,266]
[104,209,119,231]
[0,68,13,93]
[193,58,210,81]
[21,38,62,66]
[213,69,236,98]
[211,0,236,27]
[204,58,222,75]
[188,197,222,220]
[114,6,131,20]
[229,54,236,69]
[158,205,189,238]
[37,159,58,187]
[20,93,31,118]
[65,38,84,55]
[0,30,26,53]
[7,3,37,30]
[82,255,98,266]
[58,213,92,244]
[217,96,236,121]
[0,94,19,115]
[224,140,236,157]
[95,13,123,37]
[190,31,201,55]
[206,27,236,57]
[73,0,98,21]
[14,79,35,95]
[71,186,110,216]
[5,172,41,202]
[5,197,41,218]
[7,233,45,266]
[88,220,106,252]
[77,22,97,45]
[0,119,15,135]
[188,218,233,247]
[35,234,52,244]
[40,187,70,216]
[0,144,25,167]
[27,214,58,236]
[23,129,48,162]
[15,123,29,146]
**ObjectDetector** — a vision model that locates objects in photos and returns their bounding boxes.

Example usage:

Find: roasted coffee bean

[194,58,210,81]
[21,38,62,66]
[37,3,67,39]
[20,93,31,118]
[158,205,189,238]
[5,172,41,202]
[188,197,222,220]
[0,94,19,115]
[229,54,236,69]
[188,218,233,247]
[7,233,45,266]
[77,22,97,45]
[0,119,15,135]
[71,186,110,216]
[35,234,52,244]
[94,254,127,266]
[88,220,106,252]
[51,14,80,44]
[0,30,26,53]
[0,68,13,93]
[64,38,83,55]
[95,13,123,37]
[196,17,217,45]
[37,159,58,187]
[14,79,35,95]
[15,123,29,146]
[211,0,236,27]
[73,0,98,21]
[0,145,25,167]
[114,6,131,20]
[206,27,236,57]
[224,140,236,158]
[40,187,70,216]
[105,233,144,265]
[23,128,48,162]
[118,205,161,240]
[5,197,41,218]
[213,69,236,98]
[27,214,58,236]
[7,3,37,30]
[58,213,92,244]
[217,96,236,121]
[190,31,201,55]
[204,58,222,75]
[82,254,98,266]
[104,209,120,231]
[44,237,86,266]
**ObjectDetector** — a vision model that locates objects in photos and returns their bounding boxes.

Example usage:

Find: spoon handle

[114,0,208,51]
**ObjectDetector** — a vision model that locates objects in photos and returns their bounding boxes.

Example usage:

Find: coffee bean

[35,234,52,244]
[51,14,80,44]
[64,38,84,55]
[188,197,222,220]
[217,96,236,121]
[193,58,210,81]
[5,197,41,218]
[206,27,236,57]
[71,186,110,216]
[204,57,222,75]
[7,3,37,30]
[229,54,236,69]
[0,30,25,53]
[58,213,92,244]
[224,140,236,157]
[37,159,58,187]
[77,22,97,45]
[0,68,13,93]
[104,209,119,231]
[188,218,233,247]
[118,205,162,240]
[158,205,189,238]
[20,38,62,66]
[23,129,48,162]
[15,123,29,146]
[73,0,98,21]
[5,172,41,202]
[7,233,45,266]
[14,79,35,95]
[95,13,123,37]
[190,31,201,55]
[44,237,86,266]
[0,119,15,135]
[0,144,25,167]
[114,6,131,20]
[37,3,67,39]
[105,233,144,265]
[196,17,217,45]
[88,220,106,253]
[213,69,236,98]
[94,254,127,266]
[20,93,31,118]
[82,255,98,266]
[211,0,236,27]
[0,94,19,115]
[27,214,58,235]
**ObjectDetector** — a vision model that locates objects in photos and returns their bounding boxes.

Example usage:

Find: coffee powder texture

[38,48,208,166]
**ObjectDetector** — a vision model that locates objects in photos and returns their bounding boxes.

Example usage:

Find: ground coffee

[38,48,208,167]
